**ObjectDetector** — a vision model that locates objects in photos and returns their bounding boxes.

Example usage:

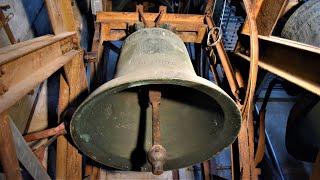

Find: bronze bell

[70,28,241,174]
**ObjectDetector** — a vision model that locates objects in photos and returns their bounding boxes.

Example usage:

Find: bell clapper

[148,90,167,175]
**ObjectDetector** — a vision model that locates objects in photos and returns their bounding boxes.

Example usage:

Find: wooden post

[241,0,288,36]
[0,6,20,179]
[56,76,69,179]
[0,112,22,180]
[45,0,88,179]
[0,7,16,44]
[45,0,76,34]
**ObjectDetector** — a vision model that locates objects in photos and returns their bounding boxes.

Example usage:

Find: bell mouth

[70,72,241,171]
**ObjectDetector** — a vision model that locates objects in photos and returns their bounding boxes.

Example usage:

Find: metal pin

[148,90,167,175]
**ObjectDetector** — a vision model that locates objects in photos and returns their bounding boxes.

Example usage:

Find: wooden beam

[90,23,105,90]
[0,32,76,99]
[45,0,76,34]
[0,112,22,180]
[0,33,79,114]
[242,0,288,36]
[58,50,87,180]
[0,7,16,44]
[63,50,88,104]
[97,12,205,24]
[97,11,207,43]
[236,35,320,96]
[9,119,50,179]
[56,76,69,180]
[62,51,88,180]
[45,0,87,179]
[0,32,76,65]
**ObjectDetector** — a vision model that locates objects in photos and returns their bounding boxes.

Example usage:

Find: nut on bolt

[148,144,167,175]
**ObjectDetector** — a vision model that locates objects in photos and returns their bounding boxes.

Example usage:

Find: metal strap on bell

[70,28,241,174]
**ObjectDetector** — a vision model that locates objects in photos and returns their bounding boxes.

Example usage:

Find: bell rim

[70,70,242,171]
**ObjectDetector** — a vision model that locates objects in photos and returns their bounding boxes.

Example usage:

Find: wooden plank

[0,35,51,55]
[85,163,101,180]
[104,29,127,41]
[0,8,16,44]
[56,76,69,180]
[0,34,76,92]
[0,50,81,114]
[45,0,76,34]
[0,32,75,65]
[242,0,288,36]
[100,26,201,43]
[0,112,22,180]
[90,23,106,90]
[89,23,101,91]
[236,35,320,96]
[195,26,206,43]
[97,11,207,43]
[63,51,87,180]
[63,50,88,104]
[45,0,86,179]
[97,12,206,32]
[178,32,197,43]
[282,0,299,16]
[97,12,205,24]
[9,120,50,179]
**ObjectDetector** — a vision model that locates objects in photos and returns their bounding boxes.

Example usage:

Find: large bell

[70,28,241,173]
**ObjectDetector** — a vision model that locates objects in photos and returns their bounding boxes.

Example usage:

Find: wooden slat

[97,12,205,24]
[0,50,80,114]
[0,35,52,55]
[9,120,50,179]
[0,32,75,65]
[0,34,76,92]
[56,76,69,180]
[45,0,86,179]
[236,35,320,96]
[0,112,22,180]
[196,26,206,43]
[97,11,207,43]
[45,0,76,34]
[63,51,87,180]
[63,50,88,103]
[100,26,201,43]
[242,0,288,36]
[0,8,16,44]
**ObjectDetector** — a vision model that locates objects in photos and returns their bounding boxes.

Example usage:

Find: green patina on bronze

[70,28,241,171]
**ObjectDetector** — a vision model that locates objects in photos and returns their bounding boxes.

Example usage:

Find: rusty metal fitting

[148,144,167,175]
[84,51,97,63]
[207,27,222,47]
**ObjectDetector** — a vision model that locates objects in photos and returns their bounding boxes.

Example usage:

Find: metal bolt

[148,144,167,175]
